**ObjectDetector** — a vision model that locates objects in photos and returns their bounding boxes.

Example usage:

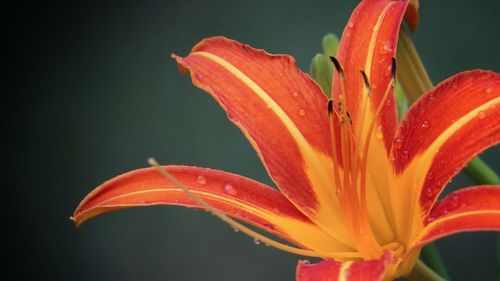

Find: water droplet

[302,260,311,265]
[428,94,436,101]
[223,183,237,196]
[427,216,435,223]
[233,228,240,232]
[385,65,392,77]
[385,99,392,106]
[426,172,434,180]
[442,209,449,215]
[348,22,354,28]
[292,91,299,97]
[402,150,409,158]
[486,87,493,94]
[421,119,430,129]
[477,111,486,119]
[196,175,207,185]
[450,193,460,208]
[298,108,306,116]
[425,188,433,197]
[263,223,275,230]
[273,208,281,215]
[383,42,393,53]
[253,238,261,245]
[195,73,204,81]
[376,125,384,139]
[394,137,403,149]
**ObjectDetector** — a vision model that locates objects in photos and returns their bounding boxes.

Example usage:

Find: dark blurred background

[5,0,499,280]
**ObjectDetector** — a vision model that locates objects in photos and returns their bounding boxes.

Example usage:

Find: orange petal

[334,0,407,153]
[332,0,409,242]
[393,70,500,218]
[296,251,395,281]
[414,186,500,247]
[72,166,351,253]
[173,37,352,246]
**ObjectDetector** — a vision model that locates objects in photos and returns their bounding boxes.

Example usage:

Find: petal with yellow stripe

[414,186,500,247]
[391,70,500,240]
[173,37,352,246]
[331,0,408,244]
[72,166,352,252]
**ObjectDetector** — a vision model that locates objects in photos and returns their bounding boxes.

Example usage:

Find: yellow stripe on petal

[191,51,351,246]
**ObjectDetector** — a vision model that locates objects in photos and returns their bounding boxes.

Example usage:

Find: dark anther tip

[327,99,334,116]
[360,69,371,93]
[329,56,345,79]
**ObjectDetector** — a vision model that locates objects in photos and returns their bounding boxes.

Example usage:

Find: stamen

[148,158,362,259]
[391,57,397,82]
[330,56,345,80]
[327,99,334,117]
[360,69,371,95]
[329,62,383,259]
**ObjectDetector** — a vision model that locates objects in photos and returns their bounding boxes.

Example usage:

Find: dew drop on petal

[486,87,493,94]
[292,91,299,97]
[427,216,435,223]
[298,108,306,116]
[195,73,204,81]
[348,22,354,28]
[394,137,403,149]
[421,119,430,129]
[428,93,436,101]
[426,172,434,180]
[376,125,384,139]
[273,208,281,215]
[383,42,393,53]
[477,111,486,119]
[402,150,409,158]
[223,183,237,196]
[253,238,261,245]
[425,188,433,197]
[233,228,240,232]
[196,175,207,185]
[450,193,460,208]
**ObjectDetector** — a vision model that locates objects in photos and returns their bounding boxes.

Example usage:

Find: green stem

[406,260,447,281]
[464,157,500,185]
[420,244,451,280]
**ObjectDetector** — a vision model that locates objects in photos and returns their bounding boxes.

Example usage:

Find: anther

[329,56,345,79]
[391,57,397,84]
[327,100,334,116]
[360,69,371,95]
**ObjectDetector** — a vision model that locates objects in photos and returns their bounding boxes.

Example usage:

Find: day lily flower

[72,0,500,279]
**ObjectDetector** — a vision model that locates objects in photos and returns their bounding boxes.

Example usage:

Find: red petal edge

[296,251,394,281]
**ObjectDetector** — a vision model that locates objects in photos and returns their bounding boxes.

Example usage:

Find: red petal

[173,37,352,245]
[73,166,350,252]
[415,186,500,246]
[296,251,395,281]
[332,0,409,241]
[393,70,500,215]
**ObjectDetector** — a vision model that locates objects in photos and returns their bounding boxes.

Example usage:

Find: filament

[148,158,362,259]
